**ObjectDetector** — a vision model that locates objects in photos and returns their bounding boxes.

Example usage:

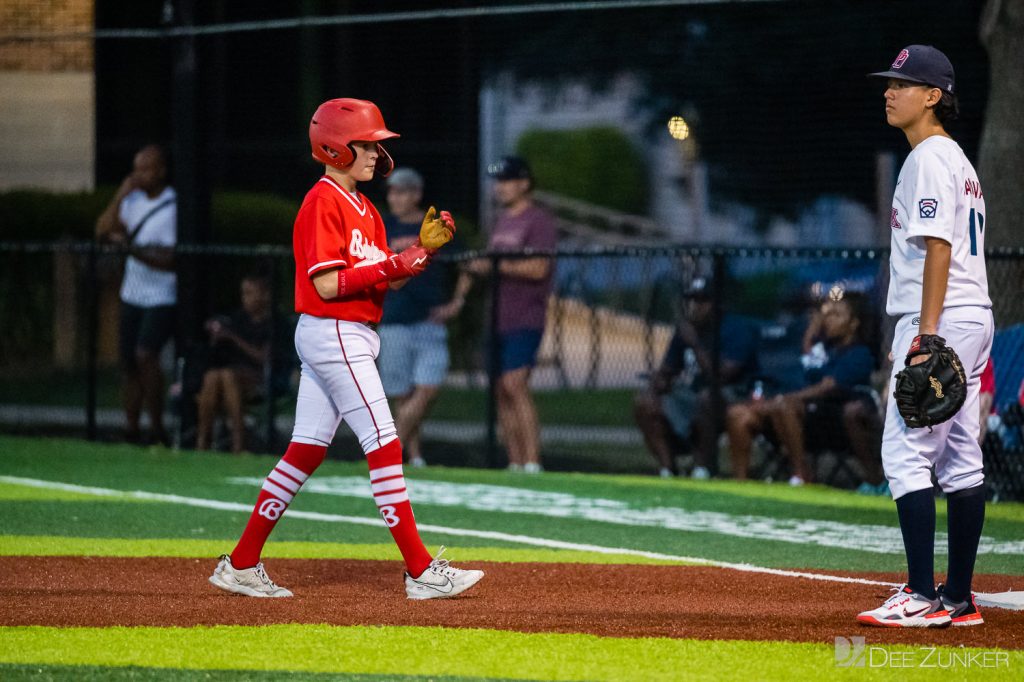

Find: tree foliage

[517,126,648,214]
[482,1,987,217]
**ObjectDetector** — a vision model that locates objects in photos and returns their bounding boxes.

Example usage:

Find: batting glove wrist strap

[389,244,431,279]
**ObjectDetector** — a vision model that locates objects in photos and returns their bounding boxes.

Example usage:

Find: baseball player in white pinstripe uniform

[858,46,991,628]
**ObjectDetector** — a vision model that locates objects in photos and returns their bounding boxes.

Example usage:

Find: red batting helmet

[309,98,399,176]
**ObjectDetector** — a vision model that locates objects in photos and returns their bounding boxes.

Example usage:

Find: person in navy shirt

[634,278,759,479]
[377,168,472,467]
[727,291,875,484]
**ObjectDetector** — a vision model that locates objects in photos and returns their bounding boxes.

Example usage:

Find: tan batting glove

[419,206,455,251]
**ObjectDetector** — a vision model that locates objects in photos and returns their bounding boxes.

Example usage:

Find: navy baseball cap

[869,45,955,94]
[487,155,532,181]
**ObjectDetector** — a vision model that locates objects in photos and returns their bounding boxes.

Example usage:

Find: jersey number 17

[969,208,985,256]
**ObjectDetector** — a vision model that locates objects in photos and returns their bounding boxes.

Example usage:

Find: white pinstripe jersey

[887,135,990,316]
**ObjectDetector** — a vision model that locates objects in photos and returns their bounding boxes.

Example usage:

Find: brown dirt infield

[1,556,1021,648]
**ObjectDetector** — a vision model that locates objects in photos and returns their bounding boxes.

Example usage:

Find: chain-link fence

[2,1,995,242]
[2,241,1023,499]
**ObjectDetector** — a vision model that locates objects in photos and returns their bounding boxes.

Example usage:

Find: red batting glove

[387,243,431,279]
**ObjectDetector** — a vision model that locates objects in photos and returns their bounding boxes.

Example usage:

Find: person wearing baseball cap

[486,155,533,184]
[465,154,557,474]
[857,47,993,628]
[635,276,759,481]
[378,166,473,469]
[868,44,959,132]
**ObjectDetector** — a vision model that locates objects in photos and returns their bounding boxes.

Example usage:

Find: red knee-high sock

[367,439,433,577]
[231,441,327,568]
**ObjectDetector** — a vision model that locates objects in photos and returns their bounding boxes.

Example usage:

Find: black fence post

[708,251,726,476]
[85,241,99,441]
[485,254,501,468]
[170,0,211,359]
[264,254,278,451]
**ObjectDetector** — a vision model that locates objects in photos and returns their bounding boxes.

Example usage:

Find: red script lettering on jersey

[964,179,983,199]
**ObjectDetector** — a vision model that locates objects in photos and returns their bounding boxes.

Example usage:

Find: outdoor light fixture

[667,116,690,140]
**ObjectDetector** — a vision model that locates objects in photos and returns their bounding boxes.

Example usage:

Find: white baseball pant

[882,305,994,499]
[290,314,398,453]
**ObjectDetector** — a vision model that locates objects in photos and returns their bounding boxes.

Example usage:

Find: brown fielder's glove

[419,206,455,251]
[893,334,967,429]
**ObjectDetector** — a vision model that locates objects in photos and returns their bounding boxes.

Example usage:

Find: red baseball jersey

[293,175,393,321]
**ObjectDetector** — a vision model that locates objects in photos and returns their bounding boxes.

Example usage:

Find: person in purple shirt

[465,156,558,473]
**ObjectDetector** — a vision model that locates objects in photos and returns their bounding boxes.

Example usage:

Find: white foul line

[9,474,1024,609]
[0,474,893,587]
[8,474,1022,609]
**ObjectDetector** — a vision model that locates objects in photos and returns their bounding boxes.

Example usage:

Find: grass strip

[3,435,1023,524]
[0,663,525,681]
[0,535,685,565]
[0,625,1020,681]
[0,481,118,502]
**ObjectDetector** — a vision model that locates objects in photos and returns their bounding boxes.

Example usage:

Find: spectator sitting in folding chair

[633,278,759,479]
[727,290,876,485]
[195,274,275,454]
[843,385,888,495]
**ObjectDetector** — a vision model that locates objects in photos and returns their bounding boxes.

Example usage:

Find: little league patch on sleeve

[918,198,938,219]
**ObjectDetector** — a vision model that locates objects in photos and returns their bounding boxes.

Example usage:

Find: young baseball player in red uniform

[857,46,991,628]
[210,98,484,600]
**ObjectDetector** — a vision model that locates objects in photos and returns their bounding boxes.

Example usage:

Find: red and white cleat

[938,584,984,627]
[857,584,951,628]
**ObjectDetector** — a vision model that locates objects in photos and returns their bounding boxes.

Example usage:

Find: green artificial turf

[0,664,526,681]
[1,436,1022,575]
[2,625,1020,682]
[0,535,683,565]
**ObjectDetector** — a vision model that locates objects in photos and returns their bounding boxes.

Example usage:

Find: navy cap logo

[893,49,910,69]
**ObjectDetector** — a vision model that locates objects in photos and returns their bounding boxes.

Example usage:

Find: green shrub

[211,191,297,244]
[0,189,111,240]
[516,126,648,214]
[0,188,299,243]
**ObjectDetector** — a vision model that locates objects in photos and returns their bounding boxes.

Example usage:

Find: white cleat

[209,554,293,598]
[405,547,485,600]
[857,584,950,628]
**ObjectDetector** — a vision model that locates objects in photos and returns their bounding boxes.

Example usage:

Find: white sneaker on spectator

[507,463,523,473]
[410,456,426,468]
[691,466,711,480]
[523,462,543,474]
[659,467,674,479]
[788,475,805,487]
